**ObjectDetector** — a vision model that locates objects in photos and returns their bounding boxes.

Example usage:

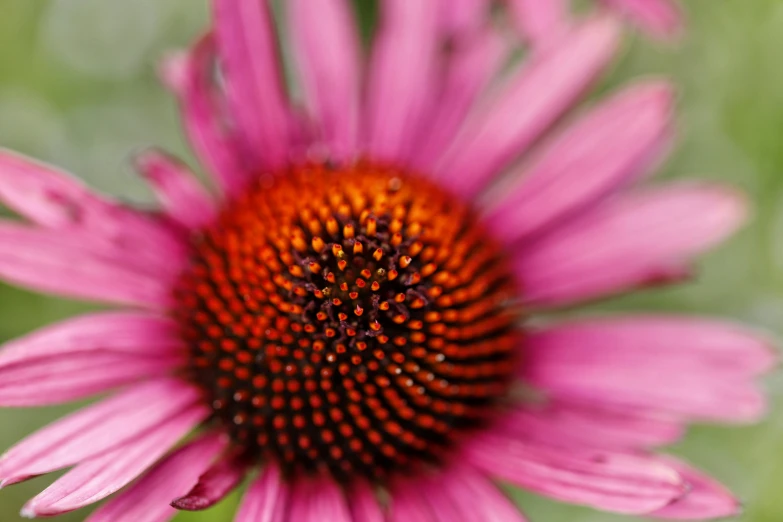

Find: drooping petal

[234,464,288,522]
[652,457,741,520]
[389,484,435,522]
[21,403,209,517]
[171,452,246,511]
[348,481,385,522]
[0,150,188,265]
[135,150,217,229]
[214,0,290,169]
[515,183,747,307]
[604,0,683,39]
[86,433,227,522]
[425,465,527,522]
[411,29,509,172]
[288,476,353,522]
[0,150,159,234]
[160,37,250,197]
[522,317,772,422]
[439,0,487,36]
[508,0,569,46]
[0,352,183,407]
[0,312,183,369]
[501,402,684,450]
[418,480,466,522]
[0,222,176,308]
[0,379,201,486]
[484,81,674,244]
[364,0,439,163]
[464,433,684,514]
[433,17,620,196]
[288,0,361,161]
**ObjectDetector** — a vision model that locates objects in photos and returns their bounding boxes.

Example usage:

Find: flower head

[0,1,770,521]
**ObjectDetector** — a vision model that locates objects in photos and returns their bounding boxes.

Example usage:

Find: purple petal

[604,0,683,39]
[501,402,684,450]
[0,222,178,308]
[288,0,361,161]
[235,464,288,522]
[0,312,183,368]
[171,451,246,511]
[348,480,385,522]
[0,352,183,406]
[465,433,685,514]
[135,150,217,229]
[515,183,747,307]
[653,457,741,520]
[484,81,674,244]
[522,316,773,422]
[0,150,187,260]
[86,433,227,522]
[411,28,509,172]
[427,464,528,521]
[433,17,620,196]
[508,0,569,46]
[214,0,290,169]
[21,403,209,517]
[160,37,251,197]
[364,0,440,163]
[288,475,352,522]
[0,379,202,485]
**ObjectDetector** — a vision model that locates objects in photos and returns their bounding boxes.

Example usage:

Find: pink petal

[0,312,183,369]
[135,150,217,229]
[0,222,176,308]
[288,0,361,161]
[86,433,227,522]
[604,0,683,39]
[465,433,685,514]
[214,0,290,169]
[484,81,674,244]
[21,402,209,517]
[416,480,466,522]
[652,457,741,520]
[426,465,527,521]
[364,0,440,163]
[0,379,201,485]
[0,150,187,262]
[171,452,246,511]
[439,0,488,36]
[411,28,509,172]
[432,17,620,196]
[507,0,569,46]
[288,476,352,522]
[502,402,684,450]
[0,352,183,407]
[522,317,772,422]
[235,464,288,522]
[348,481,385,522]
[160,37,250,197]
[515,183,748,307]
[389,484,435,522]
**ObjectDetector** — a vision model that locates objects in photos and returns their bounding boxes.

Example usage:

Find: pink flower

[510,0,683,44]
[0,1,769,521]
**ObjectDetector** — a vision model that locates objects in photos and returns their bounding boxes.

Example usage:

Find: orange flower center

[174,162,520,481]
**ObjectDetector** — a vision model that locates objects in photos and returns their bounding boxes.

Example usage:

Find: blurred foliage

[0,0,782,520]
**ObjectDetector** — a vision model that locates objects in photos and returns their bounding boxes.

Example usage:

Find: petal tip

[710,184,751,230]
[171,496,209,511]
[158,51,190,93]
[633,79,676,112]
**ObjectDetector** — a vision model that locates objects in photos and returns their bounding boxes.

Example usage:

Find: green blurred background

[0,0,782,520]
